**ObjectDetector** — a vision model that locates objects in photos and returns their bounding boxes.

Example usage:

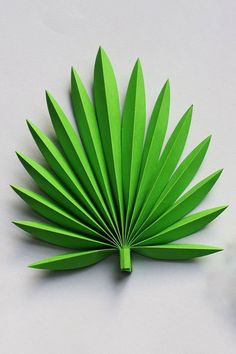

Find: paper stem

[119,246,132,272]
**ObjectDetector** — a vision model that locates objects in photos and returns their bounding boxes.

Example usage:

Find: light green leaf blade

[71,68,119,232]
[29,249,115,270]
[11,185,106,240]
[137,206,227,246]
[122,59,145,216]
[46,91,117,238]
[93,47,124,233]
[131,136,211,240]
[134,169,223,243]
[13,221,110,249]
[133,244,223,260]
[125,81,170,235]
[128,106,192,240]
[16,152,112,237]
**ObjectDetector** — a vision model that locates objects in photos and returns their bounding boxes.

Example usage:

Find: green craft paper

[71,68,119,234]
[12,47,227,272]
[129,136,212,240]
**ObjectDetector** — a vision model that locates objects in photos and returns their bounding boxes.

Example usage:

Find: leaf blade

[133,244,223,260]
[125,81,170,234]
[13,221,110,249]
[128,106,192,240]
[11,185,106,239]
[15,152,113,238]
[131,136,211,240]
[46,91,118,238]
[27,120,101,210]
[134,170,223,242]
[93,47,124,233]
[136,206,227,246]
[29,249,115,270]
[71,68,119,231]
[122,60,146,215]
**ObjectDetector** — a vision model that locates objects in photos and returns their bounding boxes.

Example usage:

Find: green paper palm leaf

[12,48,226,272]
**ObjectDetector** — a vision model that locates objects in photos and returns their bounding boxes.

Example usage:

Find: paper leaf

[12,48,226,272]
[137,206,227,246]
[13,221,110,249]
[133,244,223,260]
[122,60,145,215]
[29,249,115,270]
[94,48,124,233]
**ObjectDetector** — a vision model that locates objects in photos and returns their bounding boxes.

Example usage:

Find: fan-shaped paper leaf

[12,48,226,272]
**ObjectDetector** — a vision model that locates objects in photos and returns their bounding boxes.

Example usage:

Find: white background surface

[1,1,236,353]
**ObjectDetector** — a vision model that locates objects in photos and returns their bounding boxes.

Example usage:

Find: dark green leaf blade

[29,249,115,270]
[122,60,145,215]
[128,106,192,240]
[136,206,227,246]
[13,221,110,249]
[71,68,119,232]
[93,47,124,232]
[133,244,223,260]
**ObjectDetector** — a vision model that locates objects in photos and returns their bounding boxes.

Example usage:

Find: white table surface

[1,1,236,353]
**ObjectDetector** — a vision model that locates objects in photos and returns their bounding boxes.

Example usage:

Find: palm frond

[12,48,226,273]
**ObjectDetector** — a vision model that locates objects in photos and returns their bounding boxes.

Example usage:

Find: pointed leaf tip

[71,66,78,79]
[135,58,142,68]
[97,46,106,58]
[164,79,170,88]
[45,90,54,104]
